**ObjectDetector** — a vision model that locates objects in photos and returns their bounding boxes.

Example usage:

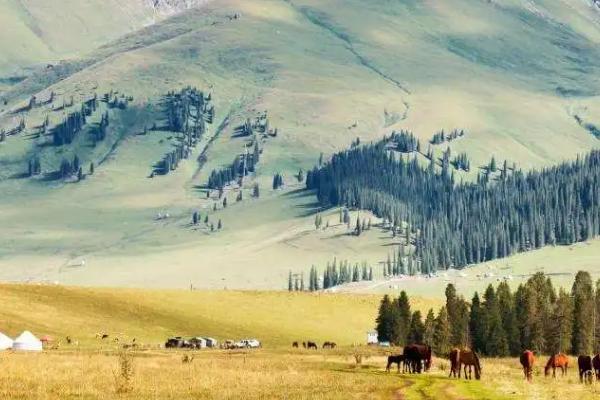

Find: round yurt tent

[12,331,42,351]
[0,332,13,350]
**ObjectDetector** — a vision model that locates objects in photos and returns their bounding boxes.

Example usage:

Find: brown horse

[449,348,481,380]
[307,341,318,350]
[292,341,299,348]
[593,354,600,381]
[578,355,593,384]
[386,354,405,373]
[520,350,535,382]
[322,341,337,349]
[544,353,568,378]
[403,344,432,373]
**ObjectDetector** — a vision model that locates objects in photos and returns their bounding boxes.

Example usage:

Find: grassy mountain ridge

[0,0,600,289]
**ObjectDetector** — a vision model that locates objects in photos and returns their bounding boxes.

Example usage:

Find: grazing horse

[520,350,535,382]
[449,348,481,380]
[302,342,307,349]
[544,353,568,378]
[386,354,405,373]
[593,354,600,381]
[292,342,299,348]
[403,344,432,373]
[322,341,337,349]
[578,355,593,384]
[307,341,318,350]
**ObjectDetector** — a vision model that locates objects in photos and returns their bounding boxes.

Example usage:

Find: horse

[577,355,593,384]
[544,353,568,378]
[403,344,432,373]
[449,348,481,380]
[322,341,337,349]
[520,350,535,382]
[386,354,405,373]
[302,342,307,349]
[593,354,600,381]
[307,341,318,350]
[292,341,299,348]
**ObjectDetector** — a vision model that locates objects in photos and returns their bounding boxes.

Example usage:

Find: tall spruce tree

[433,306,451,356]
[423,309,436,346]
[483,284,509,356]
[469,292,486,353]
[376,295,394,343]
[407,310,425,344]
[496,281,520,356]
[572,271,594,355]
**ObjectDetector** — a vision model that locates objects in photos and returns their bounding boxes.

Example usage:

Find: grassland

[2,345,600,399]
[2,283,600,399]
[1,0,600,289]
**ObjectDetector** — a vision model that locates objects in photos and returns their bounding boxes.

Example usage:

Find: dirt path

[392,379,415,400]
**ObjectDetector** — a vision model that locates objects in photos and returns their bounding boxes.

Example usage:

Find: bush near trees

[375,271,600,356]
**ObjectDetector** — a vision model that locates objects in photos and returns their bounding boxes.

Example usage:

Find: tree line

[376,271,600,357]
[288,258,374,291]
[306,142,600,273]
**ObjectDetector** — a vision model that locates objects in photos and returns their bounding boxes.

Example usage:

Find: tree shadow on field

[282,188,315,198]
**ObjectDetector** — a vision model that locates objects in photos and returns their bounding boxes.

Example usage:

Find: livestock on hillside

[520,350,535,382]
[544,353,568,378]
[577,355,593,384]
[403,344,432,374]
[449,348,481,380]
[386,354,405,373]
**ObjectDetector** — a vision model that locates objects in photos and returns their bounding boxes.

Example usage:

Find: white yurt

[0,332,13,350]
[12,331,42,351]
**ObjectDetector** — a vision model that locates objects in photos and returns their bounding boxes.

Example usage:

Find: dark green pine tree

[496,281,520,356]
[392,291,412,346]
[89,162,94,175]
[288,271,293,292]
[375,295,394,343]
[433,306,451,356]
[550,288,573,354]
[483,284,509,356]
[469,292,486,353]
[423,309,436,346]
[572,270,594,355]
[407,310,425,344]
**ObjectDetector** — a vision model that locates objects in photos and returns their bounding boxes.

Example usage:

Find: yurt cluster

[0,331,43,351]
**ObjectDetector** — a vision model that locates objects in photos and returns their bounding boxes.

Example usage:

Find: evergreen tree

[423,309,436,346]
[572,271,594,355]
[392,291,412,346]
[433,306,451,356]
[407,310,425,344]
[89,162,94,175]
[217,219,222,230]
[496,281,520,356]
[192,211,199,225]
[483,284,509,356]
[550,288,573,354]
[469,292,486,353]
[288,271,293,292]
[375,295,394,342]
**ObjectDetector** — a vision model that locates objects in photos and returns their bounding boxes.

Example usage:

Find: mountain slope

[0,0,599,289]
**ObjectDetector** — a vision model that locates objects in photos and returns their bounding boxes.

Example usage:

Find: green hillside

[0,0,600,290]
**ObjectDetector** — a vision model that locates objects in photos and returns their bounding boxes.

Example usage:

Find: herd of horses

[386,346,600,384]
[292,341,337,349]
[520,350,600,384]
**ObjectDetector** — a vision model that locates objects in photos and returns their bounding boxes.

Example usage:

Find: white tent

[0,332,13,350]
[12,331,42,351]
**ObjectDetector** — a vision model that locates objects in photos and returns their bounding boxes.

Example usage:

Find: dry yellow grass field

[2,349,600,399]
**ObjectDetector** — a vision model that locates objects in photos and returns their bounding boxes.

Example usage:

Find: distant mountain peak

[145,0,212,16]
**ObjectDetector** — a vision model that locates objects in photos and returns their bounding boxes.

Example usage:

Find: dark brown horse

[578,355,593,384]
[292,341,299,348]
[322,341,337,349]
[449,348,481,380]
[307,341,318,350]
[403,344,432,373]
[593,354,600,381]
[520,350,535,382]
[386,354,405,372]
[544,353,568,378]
